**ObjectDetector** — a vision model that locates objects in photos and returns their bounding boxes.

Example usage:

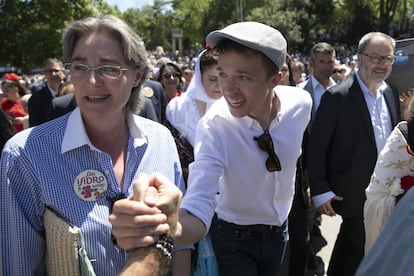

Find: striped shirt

[0,107,184,275]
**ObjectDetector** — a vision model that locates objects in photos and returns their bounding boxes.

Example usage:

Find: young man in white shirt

[111,21,312,276]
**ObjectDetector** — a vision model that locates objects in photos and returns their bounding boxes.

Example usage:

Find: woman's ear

[132,67,145,87]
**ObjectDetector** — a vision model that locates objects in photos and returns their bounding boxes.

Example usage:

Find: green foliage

[246,0,335,52]
[171,0,211,50]
[0,0,118,71]
[2,0,414,72]
[201,0,266,38]
[122,2,175,53]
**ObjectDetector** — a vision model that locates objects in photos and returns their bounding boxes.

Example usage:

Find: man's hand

[317,195,343,216]
[109,173,182,250]
[133,173,182,237]
[399,90,414,121]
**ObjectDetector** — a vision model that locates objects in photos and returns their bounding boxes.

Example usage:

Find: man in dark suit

[28,58,66,126]
[286,42,337,276]
[307,32,401,276]
[299,42,337,122]
[141,79,167,123]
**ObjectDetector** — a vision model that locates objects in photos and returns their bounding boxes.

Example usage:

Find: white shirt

[310,75,336,112]
[47,83,58,97]
[180,85,312,230]
[356,72,392,152]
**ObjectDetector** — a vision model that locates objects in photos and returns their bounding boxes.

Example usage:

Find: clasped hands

[109,173,182,250]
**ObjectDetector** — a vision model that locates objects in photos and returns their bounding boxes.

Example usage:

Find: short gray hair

[310,42,336,60]
[62,15,149,113]
[357,32,396,54]
[43,58,63,70]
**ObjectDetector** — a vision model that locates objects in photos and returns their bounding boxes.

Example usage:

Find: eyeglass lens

[254,130,281,172]
[361,53,395,65]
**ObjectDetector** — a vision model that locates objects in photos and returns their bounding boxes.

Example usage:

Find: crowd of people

[1,14,414,276]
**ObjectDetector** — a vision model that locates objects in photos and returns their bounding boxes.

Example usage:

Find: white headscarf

[185,49,220,110]
[166,49,220,145]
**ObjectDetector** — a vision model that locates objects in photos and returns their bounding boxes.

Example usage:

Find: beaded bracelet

[155,234,175,259]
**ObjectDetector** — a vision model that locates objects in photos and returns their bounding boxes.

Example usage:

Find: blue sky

[105,0,153,12]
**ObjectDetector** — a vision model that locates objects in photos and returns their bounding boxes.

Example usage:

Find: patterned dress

[364,121,414,252]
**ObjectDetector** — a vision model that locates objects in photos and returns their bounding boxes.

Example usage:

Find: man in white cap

[111,21,312,275]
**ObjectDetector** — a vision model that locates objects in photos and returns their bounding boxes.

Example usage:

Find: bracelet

[155,234,174,259]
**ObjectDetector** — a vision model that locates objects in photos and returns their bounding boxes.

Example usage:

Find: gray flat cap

[206,21,287,69]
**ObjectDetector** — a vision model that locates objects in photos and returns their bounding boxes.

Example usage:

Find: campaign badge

[142,87,154,98]
[74,170,108,201]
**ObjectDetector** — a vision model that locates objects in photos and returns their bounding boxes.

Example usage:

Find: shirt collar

[47,83,58,97]
[310,75,336,91]
[356,70,387,98]
[242,88,283,130]
[61,108,148,154]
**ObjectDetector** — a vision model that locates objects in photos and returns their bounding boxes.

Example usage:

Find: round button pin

[142,87,154,98]
[74,170,108,201]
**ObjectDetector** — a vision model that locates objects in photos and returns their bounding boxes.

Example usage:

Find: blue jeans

[211,216,288,276]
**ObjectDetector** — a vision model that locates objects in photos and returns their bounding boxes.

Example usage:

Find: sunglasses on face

[254,130,281,172]
[163,72,180,79]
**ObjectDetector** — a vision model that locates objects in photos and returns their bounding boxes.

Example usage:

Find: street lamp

[236,0,243,22]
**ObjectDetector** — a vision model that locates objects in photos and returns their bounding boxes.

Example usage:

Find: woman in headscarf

[165,47,221,276]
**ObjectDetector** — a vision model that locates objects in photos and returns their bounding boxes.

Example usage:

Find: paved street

[317,214,342,275]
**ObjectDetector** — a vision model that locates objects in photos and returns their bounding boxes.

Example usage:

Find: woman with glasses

[0,15,184,275]
[156,62,184,102]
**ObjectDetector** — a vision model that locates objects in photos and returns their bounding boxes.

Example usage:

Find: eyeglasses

[360,52,395,65]
[64,63,128,79]
[163,72,180,79]
[254,130,281,172]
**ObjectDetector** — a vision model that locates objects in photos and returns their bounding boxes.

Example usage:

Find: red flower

[4,73,19,81]
[401,175,414,193]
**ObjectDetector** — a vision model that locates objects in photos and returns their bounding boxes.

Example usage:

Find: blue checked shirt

[1,108,184,275]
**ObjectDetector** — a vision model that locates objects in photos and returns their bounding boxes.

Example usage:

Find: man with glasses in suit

[307,32,401,276]
[28,58,66,126]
